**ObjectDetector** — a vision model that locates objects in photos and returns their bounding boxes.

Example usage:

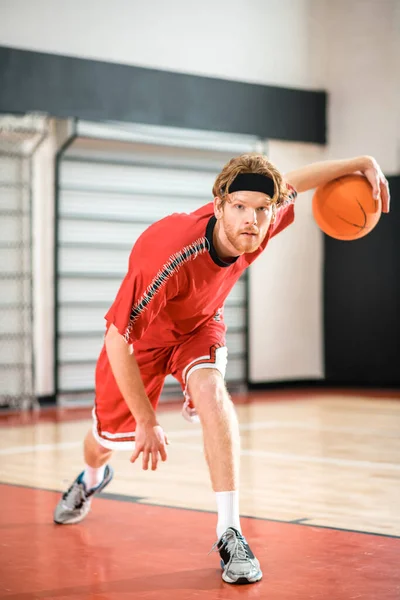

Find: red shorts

[92,321,227,449]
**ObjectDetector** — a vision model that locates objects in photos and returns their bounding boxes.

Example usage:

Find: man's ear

[270,204,277,224]
[214,196,224,220]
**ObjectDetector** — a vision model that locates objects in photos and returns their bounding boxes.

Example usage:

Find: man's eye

[257,206,269,212]
[235,204,244,210]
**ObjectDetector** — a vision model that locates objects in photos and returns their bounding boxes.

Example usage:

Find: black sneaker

[53,465,114,525]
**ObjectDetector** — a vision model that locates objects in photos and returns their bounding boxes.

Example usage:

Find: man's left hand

[361,156,390,213]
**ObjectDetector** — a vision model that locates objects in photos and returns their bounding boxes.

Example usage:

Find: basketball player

[54,153,389,584]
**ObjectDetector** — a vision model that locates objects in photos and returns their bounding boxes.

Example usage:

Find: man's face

[214,191,275,256]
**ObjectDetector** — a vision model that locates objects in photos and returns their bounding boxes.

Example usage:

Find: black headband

[224,173,275,198]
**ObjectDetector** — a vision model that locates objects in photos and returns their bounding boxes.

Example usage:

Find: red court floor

[1,483,399,600]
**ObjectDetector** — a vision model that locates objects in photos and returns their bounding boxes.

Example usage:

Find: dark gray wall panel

[0,46,326,144]
[324,176,400,386]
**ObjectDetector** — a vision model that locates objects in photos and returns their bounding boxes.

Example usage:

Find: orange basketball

[312,175,382,240]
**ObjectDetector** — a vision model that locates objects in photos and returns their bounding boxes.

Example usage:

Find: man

[54,153,390,585]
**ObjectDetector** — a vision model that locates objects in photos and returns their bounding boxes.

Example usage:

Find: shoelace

[209,531,251,562]
[62,482,87,510]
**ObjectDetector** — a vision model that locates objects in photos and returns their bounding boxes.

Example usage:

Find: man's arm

[285,155,390,213]
[105,324,168,470]
[105,324,156,425]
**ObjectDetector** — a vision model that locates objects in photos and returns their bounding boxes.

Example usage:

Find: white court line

[0,419,398,456]
[0,430,201,455]
[167,419,400,438]
[171,442,400,472]
[237,419,400,437]
[0,441,82,455]
[1,435,399,473]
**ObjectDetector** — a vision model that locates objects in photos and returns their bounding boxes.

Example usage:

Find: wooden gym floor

[0,389,399,599]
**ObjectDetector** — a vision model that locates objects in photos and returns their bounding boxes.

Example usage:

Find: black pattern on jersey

[280,185,297,207]
[124,237,210,342]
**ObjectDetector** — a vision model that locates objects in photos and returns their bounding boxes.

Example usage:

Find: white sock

[82,463,106,490]
[216,490,242,540]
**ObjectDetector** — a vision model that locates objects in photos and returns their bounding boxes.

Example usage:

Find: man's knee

[85,430,113,457]
[187,368,229,410]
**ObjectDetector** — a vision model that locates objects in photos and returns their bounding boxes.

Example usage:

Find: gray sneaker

[213,527,262,584]
[53,465,114,525]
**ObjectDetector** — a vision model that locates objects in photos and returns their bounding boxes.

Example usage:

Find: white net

[0,114,48,409]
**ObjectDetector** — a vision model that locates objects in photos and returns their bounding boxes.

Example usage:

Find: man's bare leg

[84,429,113,466]
[188,369,241,537]
[187,369,240,493]
[83,430,113,487]
[187,368,262,584]
[53,430,114,524]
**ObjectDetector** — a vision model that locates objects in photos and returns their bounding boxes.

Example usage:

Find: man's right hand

[130,423,169,471]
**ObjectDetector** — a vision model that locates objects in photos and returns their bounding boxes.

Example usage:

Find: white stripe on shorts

[92,408,136,450]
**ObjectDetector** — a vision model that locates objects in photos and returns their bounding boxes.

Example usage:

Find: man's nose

[245,208,257,224]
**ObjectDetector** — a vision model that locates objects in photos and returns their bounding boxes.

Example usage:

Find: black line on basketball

[336,215,365,231]
[335,196,367,232]
[355,196,367,229]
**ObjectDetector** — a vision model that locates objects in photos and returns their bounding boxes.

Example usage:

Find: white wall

[396,0,400,167]
[249,141,326,382]
[0,0,325,90]
[32,119,72,396]
[317,0,399,174]
[31,126,56,397]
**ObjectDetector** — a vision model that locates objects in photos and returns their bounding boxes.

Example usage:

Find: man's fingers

[372,176,380,200]
[159,443,168,462]
[364,166,380,200]
[142,450,150,471]
[130,427,168,469]
[151,450,158,471]
[380,179,390,213]
[130,446,141,463]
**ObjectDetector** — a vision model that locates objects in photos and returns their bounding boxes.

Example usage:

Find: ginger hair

[212,153,289,207]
